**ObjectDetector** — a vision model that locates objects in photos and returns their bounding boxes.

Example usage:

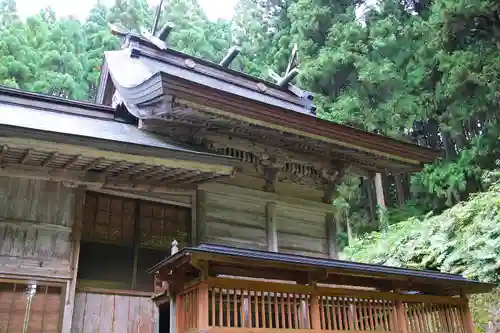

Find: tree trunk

[394,174,406,208]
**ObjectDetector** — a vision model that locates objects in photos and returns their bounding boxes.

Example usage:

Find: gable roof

[99,33,441,174]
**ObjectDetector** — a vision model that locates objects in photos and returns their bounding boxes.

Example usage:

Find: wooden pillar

[461,291,476,333]
[197,282,209,329]
[196,189,207,243]
[395,300,408,333]
[266,202,278,252]
[190,194,197,245]
[170,241,179,333]
[243,296,250,327]
[61,186,85,333]
[310,294,321,329]
[326,212,338,258]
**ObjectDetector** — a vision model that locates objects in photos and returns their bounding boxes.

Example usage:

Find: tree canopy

[0,0,498,267]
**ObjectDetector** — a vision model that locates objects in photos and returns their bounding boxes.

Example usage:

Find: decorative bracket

[259,151,287,192]
[322,162,352,204]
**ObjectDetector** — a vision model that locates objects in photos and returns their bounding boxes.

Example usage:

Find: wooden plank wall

[71,292,159,333]
[0,176,76,279]
[203,192,267,250]
[198,183,333,257]
[276,204,329,258]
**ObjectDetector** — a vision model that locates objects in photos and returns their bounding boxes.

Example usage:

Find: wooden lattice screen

[0,281,62,333]
[82,192,189,249]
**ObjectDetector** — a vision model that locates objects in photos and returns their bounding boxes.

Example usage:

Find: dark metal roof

[0,85,239,167]
[148,243,494,294]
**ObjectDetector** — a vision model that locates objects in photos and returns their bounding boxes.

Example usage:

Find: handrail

[177,277,472,333]
[207,277,466,305]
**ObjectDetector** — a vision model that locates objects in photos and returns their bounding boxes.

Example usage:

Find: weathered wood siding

[71,292,159,333]
[202,191,267,250]
[0,177,76,279]
[276,204,328,257]
[198,183,333,257]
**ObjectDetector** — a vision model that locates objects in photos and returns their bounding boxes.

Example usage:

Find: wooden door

[0,281,63,333]
[71,292,159,333]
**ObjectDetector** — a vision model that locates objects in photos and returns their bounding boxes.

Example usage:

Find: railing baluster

[359,299,366,331]
[262,291,266,328]
[255,291,260,328]
[268,291,272,328]
[226,288,231,327]
[234,289,238,327]
[241,289,245,328]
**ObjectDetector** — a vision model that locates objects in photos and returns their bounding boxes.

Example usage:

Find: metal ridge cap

[0,85,115,114]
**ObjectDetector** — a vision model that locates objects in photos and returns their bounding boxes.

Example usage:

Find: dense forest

[0,0,498,329]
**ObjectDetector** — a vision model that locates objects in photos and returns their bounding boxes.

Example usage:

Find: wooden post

[170,239,179,333]
[60,186,86,333]
[198,282,209,329]
[310,294,321,329]
[326,213,338,258]
[461,291,476,333]
[196,189,207,243]
[266,202,278,252]
[190,194,197,245]
[395,300,408,333]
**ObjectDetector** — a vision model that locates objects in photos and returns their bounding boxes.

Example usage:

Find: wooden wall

[0,176,76,279]
[197,183,335,258]
[71,292,159,333]
[276,204,329,258]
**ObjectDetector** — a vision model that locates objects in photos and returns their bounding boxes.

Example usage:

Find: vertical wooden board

[98,294,115,333]
[138,297,154,333]
[34,228,55,258]
[9,226,27,257]
[128,296,141,333]
[152,301,160,333]
[51,232,71,260]
[0,225,14,255]
[82,293,102,333]
[113,295,130,333]
[22,227,37,258]
[71,292,87,333]
[12,178,29,220]
[59,187,76,227]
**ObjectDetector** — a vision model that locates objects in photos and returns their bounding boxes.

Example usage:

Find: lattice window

[0,281,62,333]
[78,191,191,292]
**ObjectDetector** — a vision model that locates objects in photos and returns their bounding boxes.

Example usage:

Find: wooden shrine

[0,26,493,333]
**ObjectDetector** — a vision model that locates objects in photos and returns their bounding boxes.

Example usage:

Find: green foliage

[344,167,500,283]
[411,127,500,211]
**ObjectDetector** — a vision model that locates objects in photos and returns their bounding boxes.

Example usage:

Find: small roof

[0,86,238,167]
[149,244,494,296]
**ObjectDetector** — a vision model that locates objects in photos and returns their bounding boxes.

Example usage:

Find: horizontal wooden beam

[0,256,72,280]
[96,188,193,207]
[0,136,236,174]
[0,218,72,233]
[207,277,467,305]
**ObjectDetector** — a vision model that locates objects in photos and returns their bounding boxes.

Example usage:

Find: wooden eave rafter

[0,138,235,192]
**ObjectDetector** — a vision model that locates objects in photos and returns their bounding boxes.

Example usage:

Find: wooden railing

[176,278,474,333]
